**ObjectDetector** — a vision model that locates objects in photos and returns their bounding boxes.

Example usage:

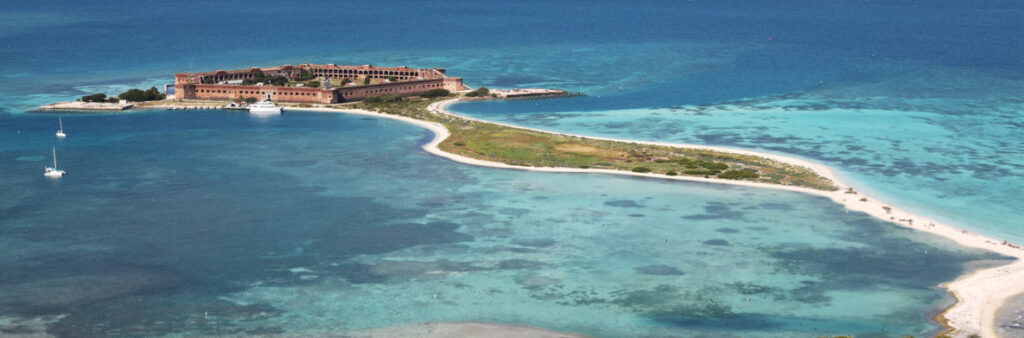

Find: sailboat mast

[59,117,63,131]
[52,148,57,168]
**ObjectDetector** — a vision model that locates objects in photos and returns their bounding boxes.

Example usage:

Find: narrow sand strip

[287,100,1023,338]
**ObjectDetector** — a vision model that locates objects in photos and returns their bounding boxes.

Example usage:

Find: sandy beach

[286,99,1023,338]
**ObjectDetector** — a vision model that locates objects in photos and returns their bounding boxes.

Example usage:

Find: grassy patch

[360,98,838,191]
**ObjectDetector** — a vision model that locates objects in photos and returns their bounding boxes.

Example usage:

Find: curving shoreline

[290,98,1024,337]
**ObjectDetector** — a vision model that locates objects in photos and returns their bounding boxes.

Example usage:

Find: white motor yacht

[248,100,282,114]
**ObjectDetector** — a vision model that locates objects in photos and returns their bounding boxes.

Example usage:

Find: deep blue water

[1,0,1022,337]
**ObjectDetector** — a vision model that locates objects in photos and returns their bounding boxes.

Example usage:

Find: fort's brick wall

[335,79,445,101]
[180,84,336,104]
[175,63,465,104]
[443,77,465,92]
[305,64,444,81]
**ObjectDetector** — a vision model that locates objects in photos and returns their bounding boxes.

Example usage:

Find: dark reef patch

[317,221,473,257]
[703,239,730,246]
[726,282,784,298]
[757,202,794,211]
[0,266,184,315]
[682,202,745,220]
[604,200,644,208]
[512,238,556,248]
[329,259,483,284]
[499,207,532,216]
[635,265,685,276]
[715,227,740,234]
[498,259,547,269]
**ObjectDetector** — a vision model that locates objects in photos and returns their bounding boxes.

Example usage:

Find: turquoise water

[0,111,1005,337]
[2,0,1023,336]
[452,71,1024,243]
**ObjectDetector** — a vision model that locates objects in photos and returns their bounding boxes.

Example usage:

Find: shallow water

[0,111,1008,336]
[2,0,1023,336]
[451,76,1024,243]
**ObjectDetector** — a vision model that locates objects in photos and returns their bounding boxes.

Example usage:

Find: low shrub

[700,161,729,171]
[465,87,490,97]
[717,169,760,180]
[684,169,722,176]
[421,89,451,98]
[632,166,652,173]
[81,93,107,102]
[117,87,165,102]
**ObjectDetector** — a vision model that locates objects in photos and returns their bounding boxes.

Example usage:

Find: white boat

[56,117,66,138]
[247,100,282,114]
[44,147,66,178]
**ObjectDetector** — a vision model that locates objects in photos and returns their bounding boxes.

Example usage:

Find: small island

[28,61,1024,337]
[159,63,839,190]
[358,97,837,191]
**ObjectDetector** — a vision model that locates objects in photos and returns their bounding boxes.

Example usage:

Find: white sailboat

[56,117,66,138]
[44,147,66,178]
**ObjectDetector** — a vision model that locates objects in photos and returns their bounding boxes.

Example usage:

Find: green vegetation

[464,86,490,97]
[294,69,313,81]
[631,166,652,173]
[117,87,165,102]
[718,169,760,180]
[244,97,258,104]
[363,94,404,104]
[241,73,288,86]
[356,97,838,191]
[305,80,320,88]
[81,93,107,102]
[421,89,451,98]
[363,89,451,104]
[363,76,371,85]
